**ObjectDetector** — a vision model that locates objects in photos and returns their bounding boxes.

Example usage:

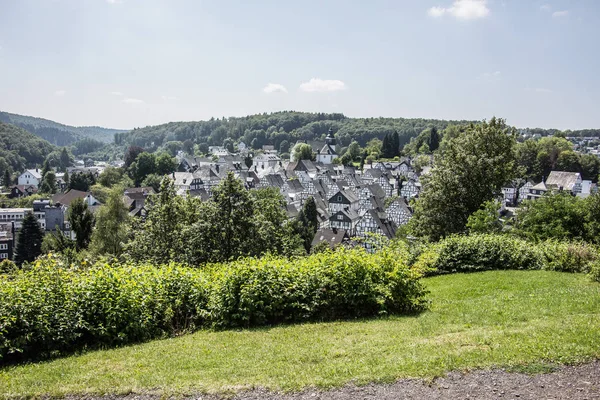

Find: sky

[0,0,599,130]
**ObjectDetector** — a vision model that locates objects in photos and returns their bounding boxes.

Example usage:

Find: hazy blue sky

[1,0,599,130]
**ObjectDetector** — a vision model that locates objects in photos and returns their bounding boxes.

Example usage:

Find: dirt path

[73,361,600,400]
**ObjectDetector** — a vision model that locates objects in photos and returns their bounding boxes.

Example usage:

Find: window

[337,215,343,220]
[337,196,342,202]
[0,244,6,250]
[0,253,6,259]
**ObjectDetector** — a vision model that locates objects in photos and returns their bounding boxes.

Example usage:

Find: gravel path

[71,361,600,400]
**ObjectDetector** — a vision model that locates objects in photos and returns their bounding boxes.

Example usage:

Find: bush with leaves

[414,234,600,276]
[414,234,542,275]
[0,246,426,363]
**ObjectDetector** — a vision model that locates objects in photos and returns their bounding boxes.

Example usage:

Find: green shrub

[0,248,426,363]
[414,234,600,277]
[207,247,426,328]
[590,260,600,282]
[416,234,542,275]
[537,240,599,273]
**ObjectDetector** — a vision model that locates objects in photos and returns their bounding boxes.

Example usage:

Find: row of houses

[501,171,598,206]
[169,152,425,248]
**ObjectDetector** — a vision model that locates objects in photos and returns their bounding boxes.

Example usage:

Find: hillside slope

[0,111,127,146]
[0,122,56,172]
[116,111,473,151]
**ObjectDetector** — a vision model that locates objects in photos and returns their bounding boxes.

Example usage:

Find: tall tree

[3,169,11,188]
[428,127,440,152]
[68,197,94,251]
[410,118,518,240]
[14,211,44,265]
[124,146,144,169]
[60,148,71,171]
[292,143,314,161]
[296,197,319,253]
[125,177,192,264]
[90,186,130,256]
[211,172,256,260]
[63,169,69,188]
[69,172,95,191]
[39,171,57,194]
[381,133,392,158]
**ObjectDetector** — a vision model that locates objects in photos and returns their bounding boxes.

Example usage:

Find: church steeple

[325,128,336,147]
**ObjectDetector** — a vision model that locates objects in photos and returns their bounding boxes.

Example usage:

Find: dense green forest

[114,112,474,152]
[0,122,56,174]
[0,111,127,146]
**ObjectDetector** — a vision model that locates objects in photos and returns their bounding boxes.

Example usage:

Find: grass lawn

[1,270,599,397]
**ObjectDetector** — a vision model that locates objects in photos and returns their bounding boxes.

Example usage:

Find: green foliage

[90,186,131,257]
[0,259,17,274]
[0,247,426,362]
[97,166,125,187]
[514,192,587,241]
[68,172,96,192]
[130,152,176,186]
[14,212,44,266]
[466,200,502,234]
[410,118,519,241]
[39,171,57,194]
[0,122,56,173]
[296,197,318,253]
[0,111,123,145]
[117,112,468,156]
[381,131,400,158]
[42,230,76,254]
[67,198,94,251]
[292,143,315,161]
[590,260,600,282]
[537,240,598,273]
[414,234,600,276]
[415,234,542,275]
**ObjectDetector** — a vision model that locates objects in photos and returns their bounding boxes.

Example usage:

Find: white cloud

[262,83,288,94]
[428,6,446,17]
[299,78,346,93]
[121,97,144,104]
[428,0,490,20]
[480,71,501,80]
[110,91,124,96]
[162,95,178,101]
[552,10,569,17]
[540,4,552,11]
[54,90,66,96]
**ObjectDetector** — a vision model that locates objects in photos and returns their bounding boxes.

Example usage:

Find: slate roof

[311,228,349,249]
[319,144,336,155]
[24,169,43,179]
[531,181,548,191]
[52,190,96,206]
[365,209,397,239]
[546,171,581,191]
[329,189,359,204]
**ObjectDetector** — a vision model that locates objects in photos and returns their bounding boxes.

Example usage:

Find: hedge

[414,234,599,276]
[0,247,426,363]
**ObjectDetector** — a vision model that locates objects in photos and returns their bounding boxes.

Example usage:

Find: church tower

[317,128,337,164]
[325,128,336,151]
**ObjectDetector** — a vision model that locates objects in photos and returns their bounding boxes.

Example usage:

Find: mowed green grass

[1,270,599,398]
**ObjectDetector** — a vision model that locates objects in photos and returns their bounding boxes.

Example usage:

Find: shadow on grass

[0,308,428,369]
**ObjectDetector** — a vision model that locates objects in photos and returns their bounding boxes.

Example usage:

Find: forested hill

[0,111,127,146]
[0,122,56,173]
[115,112,474,152]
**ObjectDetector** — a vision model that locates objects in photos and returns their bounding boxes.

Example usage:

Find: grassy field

[1,270,599,397]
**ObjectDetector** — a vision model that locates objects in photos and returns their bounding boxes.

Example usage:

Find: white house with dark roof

[18,169,42,188]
